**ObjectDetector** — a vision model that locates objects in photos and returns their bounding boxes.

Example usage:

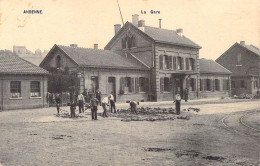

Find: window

[125,77,134,93]
[185,58,189,70]
[177,57,182,70]
[200,79,203,91]
[30,81,40,97]
[10,81,21,98]
[56,55,61,68]
[90,76,99,93]
[190,58,195,70]
[215,79,220,91]
[240,80,246,89]
[173,57,177,70]
[190,78,196,91]
[206,79,211,91]
[139,77,146,92]
[121,36,136,49]
[237,53,242,66]
[164,55,170,69]
[160,77,170,92]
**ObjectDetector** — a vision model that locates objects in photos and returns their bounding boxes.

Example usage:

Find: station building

[40,15,231,102]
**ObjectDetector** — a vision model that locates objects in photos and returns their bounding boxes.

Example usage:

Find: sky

[0,0,259,60]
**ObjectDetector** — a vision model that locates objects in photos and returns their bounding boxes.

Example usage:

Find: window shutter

[160,77,164,92]
[131,77,135,93]
[135,77,139,93]
[145,78,149,92]
[169,77,173,91]
[159,55,163,70]
[169,56,173,70]
[173,57,177,70]
[191,59,195,70]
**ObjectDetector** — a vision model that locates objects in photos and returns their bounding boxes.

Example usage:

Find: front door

[108,77,116,101]
[173,76,184,99]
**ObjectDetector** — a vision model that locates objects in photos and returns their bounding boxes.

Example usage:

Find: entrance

[108,77,116,101]
[172,75,184,99]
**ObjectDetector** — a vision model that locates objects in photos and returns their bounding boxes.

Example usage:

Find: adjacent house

[0,50,48,110]
[216,41,260,96]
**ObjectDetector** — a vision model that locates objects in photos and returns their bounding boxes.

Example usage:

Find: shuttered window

[159,55,163,70]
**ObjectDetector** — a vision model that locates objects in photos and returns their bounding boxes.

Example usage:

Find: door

[108,77,116,101]
[174,77,183,99]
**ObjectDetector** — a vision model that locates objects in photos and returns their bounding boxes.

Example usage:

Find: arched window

[56,55,61,69]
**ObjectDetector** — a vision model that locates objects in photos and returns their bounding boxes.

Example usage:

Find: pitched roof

[105,22,201,49]
[199,58,231,74]
[143,25,201,48]
[57,45,149,70]
[238,43,260,56]
[0,51,48,75]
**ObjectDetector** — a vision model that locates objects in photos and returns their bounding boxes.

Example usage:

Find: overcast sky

[0,0,259,60]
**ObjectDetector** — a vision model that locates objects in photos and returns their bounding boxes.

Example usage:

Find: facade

[0,51,48,110]
[216,41,260,96]
[198,59,231,98]
[40,15,231,102]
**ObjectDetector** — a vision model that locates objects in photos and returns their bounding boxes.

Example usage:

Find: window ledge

[9,97,22,100]
[236,65,242,67]
[161,91,171,94]
[30,97,42,99]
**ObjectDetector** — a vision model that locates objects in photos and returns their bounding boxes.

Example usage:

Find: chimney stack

[70,44,78,48]
[94,44,98,50]
[240,41,245,45]
[176,28,183,36]
[138,20,145,27]
[158,19,162,28]
[132,14,139,27]
[114,24,121,35]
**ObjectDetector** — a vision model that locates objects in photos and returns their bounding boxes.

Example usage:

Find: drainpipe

[43,75,45,108]
[1,78,3,111]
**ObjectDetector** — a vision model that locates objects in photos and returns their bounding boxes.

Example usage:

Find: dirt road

[0,100,259,166]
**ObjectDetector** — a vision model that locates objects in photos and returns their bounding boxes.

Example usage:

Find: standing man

[55,93,61,115]
[95,89,102,106]
[174,93,181,115]
[109,92,116,113]
[77,93,85,113]
[101,95,110,117]
[90,94,99,120]
[130,100,139,115]
[184,88,189,102]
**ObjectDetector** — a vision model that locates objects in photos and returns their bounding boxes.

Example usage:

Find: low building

[216,41,260,96]
[198,58,231,98]
[0,50,48,111]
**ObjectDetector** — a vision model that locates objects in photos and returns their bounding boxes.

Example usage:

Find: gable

[40,45,78,70]
[105,22,153,50]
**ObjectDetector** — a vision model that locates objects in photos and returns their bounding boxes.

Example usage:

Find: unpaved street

[0,100,259,166]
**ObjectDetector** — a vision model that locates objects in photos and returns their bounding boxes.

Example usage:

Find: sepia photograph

[0,0,259,165]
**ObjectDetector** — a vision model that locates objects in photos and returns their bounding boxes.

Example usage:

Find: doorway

[108,77,116,101]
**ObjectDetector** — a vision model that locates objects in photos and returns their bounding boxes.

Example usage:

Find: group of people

[52,88,188,118]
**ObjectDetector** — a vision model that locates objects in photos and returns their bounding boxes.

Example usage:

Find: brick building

[0,51,48,110]
[40,15,231,102]
[216,41,260,96]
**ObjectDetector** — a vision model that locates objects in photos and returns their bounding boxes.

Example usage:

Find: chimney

[70,44,78,48]
[94,44,98,50]
[176,28,183,36]
[132,14,139,27]
[114,24,121,35]
[240,41,245,45]
[158,19,162,28]
[138,20,145,27]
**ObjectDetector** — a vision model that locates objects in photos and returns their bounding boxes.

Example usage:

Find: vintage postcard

[0,0,259,165]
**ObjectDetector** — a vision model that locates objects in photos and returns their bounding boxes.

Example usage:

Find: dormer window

[121,35,136,49]
[236,53,242,66]
[56,55,61,69]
